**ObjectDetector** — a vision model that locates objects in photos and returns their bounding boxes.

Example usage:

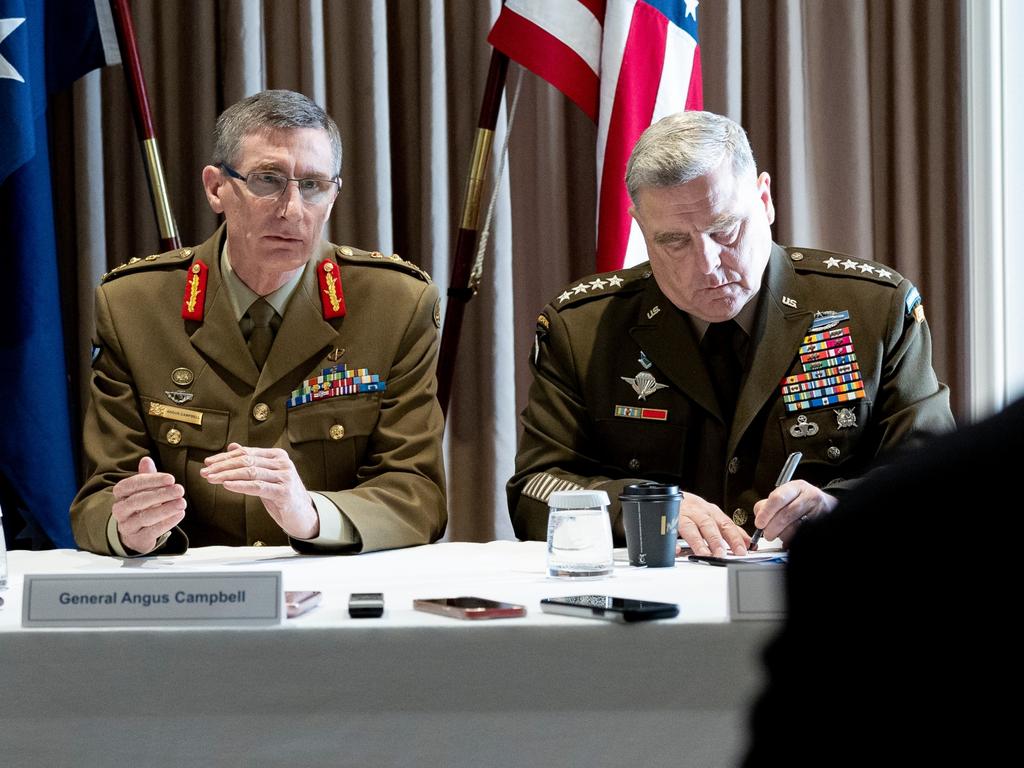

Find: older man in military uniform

[508,111,953,556]
[71,90,446,556]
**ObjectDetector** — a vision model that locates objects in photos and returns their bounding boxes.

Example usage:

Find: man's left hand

[752,481,838,546]
[200,443,319,539]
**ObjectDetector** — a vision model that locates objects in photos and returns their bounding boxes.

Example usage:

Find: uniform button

[728,457,740,475]
[790,251,805,261]
[329,424,345,440]
[166,428,182,445]
[827,446,841,460]
[732,508,748,526]
[628,458,640,471]
[253,540,265,547]
[642,270,652,279]
[253,403,270,421]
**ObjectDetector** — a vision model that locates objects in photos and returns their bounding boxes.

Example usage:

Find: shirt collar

[220,241,305,321]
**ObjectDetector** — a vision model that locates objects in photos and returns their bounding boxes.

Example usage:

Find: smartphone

[540,595,679,623]
[413,596,526,620]
[348,592,384,618]
[285,590,322,618]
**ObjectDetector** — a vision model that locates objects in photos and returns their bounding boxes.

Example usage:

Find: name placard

[22,571,283,627]
[727,564,786,621]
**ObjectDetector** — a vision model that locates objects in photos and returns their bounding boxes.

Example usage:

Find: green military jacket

[508,244,955,542]
[71,226,446,554]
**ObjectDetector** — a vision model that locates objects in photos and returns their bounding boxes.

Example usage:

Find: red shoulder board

[317,259,347,318]
[181,260,208,321]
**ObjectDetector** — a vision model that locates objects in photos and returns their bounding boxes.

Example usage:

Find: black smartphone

[348,592,384,618]
[413,596,526,620]
[285,590,321,618]
[540,595,679,623]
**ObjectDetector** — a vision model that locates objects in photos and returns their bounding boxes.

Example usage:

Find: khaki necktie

[244,298,279,368]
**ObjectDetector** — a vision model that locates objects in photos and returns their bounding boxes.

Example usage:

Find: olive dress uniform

[508,244,954,542]
[71,226,447,554]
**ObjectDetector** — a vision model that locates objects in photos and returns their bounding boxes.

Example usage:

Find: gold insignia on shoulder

[323,262,334,272]
[339,246,354,257]
[191,264,201,274]
[433,298,441,328]
[370,251,384,259]
[913,305,926,324]
[145,255,159,261]
[128,257,141,264]
[536,314,550,332]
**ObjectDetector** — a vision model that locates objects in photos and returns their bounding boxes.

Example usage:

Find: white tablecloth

[0,542,779,767]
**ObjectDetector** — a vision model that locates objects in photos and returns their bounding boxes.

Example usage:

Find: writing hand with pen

[750,452,838,549]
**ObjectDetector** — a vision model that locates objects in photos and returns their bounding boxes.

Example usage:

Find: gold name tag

[148,402,204,425]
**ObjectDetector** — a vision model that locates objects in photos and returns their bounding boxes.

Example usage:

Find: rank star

[607,275,624,287]
[557,291,572,304]
[857,263,875,274]
[572,282,589,295]
[0,17,26,82]
[841,259,858,270]
[589,277,607,291]
[823,257,841,269]
[876,268,892,279]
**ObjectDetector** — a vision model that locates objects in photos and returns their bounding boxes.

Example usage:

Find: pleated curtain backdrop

[50,0,965,544]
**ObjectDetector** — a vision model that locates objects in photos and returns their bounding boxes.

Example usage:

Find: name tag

[148,402,204,425]
[22,571,282,627]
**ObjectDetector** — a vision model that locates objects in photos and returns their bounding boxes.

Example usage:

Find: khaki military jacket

[508,244,954,542]
[72,227,446,554]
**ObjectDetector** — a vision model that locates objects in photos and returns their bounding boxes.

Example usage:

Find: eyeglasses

[219,163,339,204]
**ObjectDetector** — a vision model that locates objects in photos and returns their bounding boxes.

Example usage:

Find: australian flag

[0,0,119,548]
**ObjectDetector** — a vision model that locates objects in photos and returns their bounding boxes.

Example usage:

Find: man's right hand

[676,491,750,557]
[111,457,186,554]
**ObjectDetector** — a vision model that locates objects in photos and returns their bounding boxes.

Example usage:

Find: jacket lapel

[628,277,723,422]
[188,228,261,388]
[728,245,812,458]
[256,242,342,396]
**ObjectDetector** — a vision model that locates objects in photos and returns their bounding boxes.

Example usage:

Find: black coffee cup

[619,483,682,567]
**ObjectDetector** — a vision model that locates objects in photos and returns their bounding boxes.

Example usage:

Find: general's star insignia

[841,259,858,270]
[876,268,892,279]
[621,371,669,401]
[857,263,875,274]
[823,257,841,269]
[607,275,624,287]
[557,291,572,303]
[572,283,588,295]
[589,277,607,290]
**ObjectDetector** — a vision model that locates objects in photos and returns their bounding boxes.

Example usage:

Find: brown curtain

[50,0,967,544]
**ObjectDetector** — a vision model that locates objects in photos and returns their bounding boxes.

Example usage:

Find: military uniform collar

[220,241,306,321]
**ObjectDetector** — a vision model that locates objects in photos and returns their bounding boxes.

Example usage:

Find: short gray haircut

[625,111,756,203]
[212,89,343,177]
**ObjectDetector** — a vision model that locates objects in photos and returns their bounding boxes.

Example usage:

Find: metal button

[642,270,652,279]
[253,403,270,421]
[628,458,640,471]
[732,508,748,526]
[790,251,805,261]
[128,257,141,264]
[253,540,265,547]
[728,457,740,475]
[329,424,345,440]
[827,446,841,460]
[166,428,182,445]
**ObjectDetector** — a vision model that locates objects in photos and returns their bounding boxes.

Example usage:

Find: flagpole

[110,0,180,252]
[437,49,509,416]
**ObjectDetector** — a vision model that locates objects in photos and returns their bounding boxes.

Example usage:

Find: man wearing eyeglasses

[71,90,446,556]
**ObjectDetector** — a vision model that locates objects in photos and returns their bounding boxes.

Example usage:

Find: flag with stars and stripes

[488,0,703,272]
[0,0,119,548]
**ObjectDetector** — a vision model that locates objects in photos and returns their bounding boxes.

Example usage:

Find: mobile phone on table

[349,592,385,618]
[285,590,321,618]
[540,595,679,623]
[413,596,526,620]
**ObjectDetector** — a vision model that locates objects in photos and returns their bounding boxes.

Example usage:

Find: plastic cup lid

[548,489,610,509]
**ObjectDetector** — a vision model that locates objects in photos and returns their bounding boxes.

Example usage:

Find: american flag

[488,0,703,272]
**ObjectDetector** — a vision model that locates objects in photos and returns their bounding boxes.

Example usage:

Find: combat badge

[181,261,208,321]
[318,260,347,318]
[621,371,669,401]
[835,408,857,429]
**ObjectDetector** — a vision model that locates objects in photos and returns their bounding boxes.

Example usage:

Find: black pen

[749,451,802,551]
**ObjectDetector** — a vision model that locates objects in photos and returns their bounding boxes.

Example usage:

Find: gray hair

[212,89,343,177]
[625,111,756,203]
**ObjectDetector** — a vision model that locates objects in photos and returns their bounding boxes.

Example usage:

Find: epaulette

[786,247,904,287]
[101,247,195,283]
[337,245,432,283]
[551,264,649,310]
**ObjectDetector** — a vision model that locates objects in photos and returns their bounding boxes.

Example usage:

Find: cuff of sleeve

[106,515,171,558]
[297,493,360,547]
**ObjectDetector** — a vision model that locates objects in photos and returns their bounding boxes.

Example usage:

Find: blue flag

[0,0,118,547]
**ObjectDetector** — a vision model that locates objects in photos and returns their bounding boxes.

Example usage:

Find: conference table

[0,541,781,767]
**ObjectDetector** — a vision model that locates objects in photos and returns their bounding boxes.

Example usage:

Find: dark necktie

[701,320,746,423]
[244,298,279,368]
